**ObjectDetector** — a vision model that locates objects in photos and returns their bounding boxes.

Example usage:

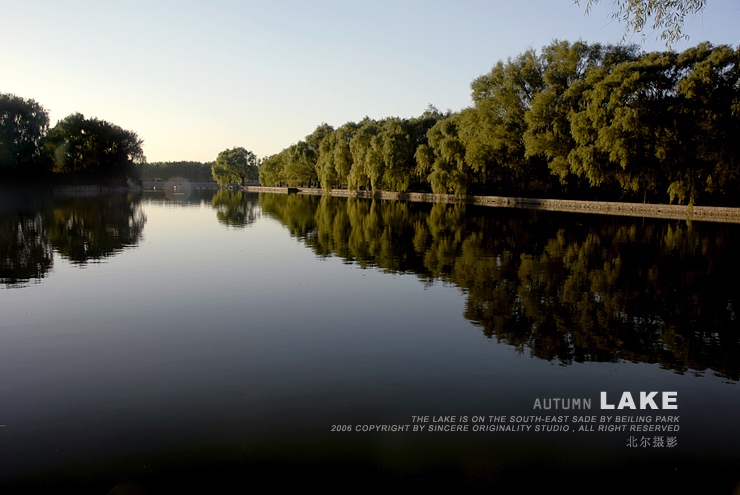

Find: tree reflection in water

[211,190,259,228]
[0,192,145,286]
[260,193,740,380]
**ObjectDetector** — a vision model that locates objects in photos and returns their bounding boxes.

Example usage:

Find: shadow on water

[259,192,740,381]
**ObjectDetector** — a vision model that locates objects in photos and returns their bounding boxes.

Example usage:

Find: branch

[574,0,707,46]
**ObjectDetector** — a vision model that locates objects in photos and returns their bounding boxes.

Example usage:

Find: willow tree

[417,113,468,196]
[576,0,708,46]
[316,129,340,191]
[568,51,678,201]
[212,147,258,186]
[668,43,740,205]
[258,151,287,186]
[347,118,379,191]
[524,41,641,197]
[378,118,414,192]
[283,141,317,187]
[467,49,550,195]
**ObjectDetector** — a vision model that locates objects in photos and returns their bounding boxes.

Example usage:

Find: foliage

[44,113,145,183]
[211,147,258,186]
[0,93,50,177]
[258,151,287,186]
[575,0,708,46]
[264,40,739,206]
[421,114,468,196]
[524,41,641,183]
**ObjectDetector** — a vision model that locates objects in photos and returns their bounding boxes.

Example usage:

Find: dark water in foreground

[1,190,739,493]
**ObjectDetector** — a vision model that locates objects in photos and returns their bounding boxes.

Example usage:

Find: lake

[1,188,739,493]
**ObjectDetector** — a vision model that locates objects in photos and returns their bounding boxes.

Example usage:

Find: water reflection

[260,193,740,380]
[144,188,214,206]
[211,190,259,228]
[0,209,54,288]
[0,191,145,286]
[49,195,145,264]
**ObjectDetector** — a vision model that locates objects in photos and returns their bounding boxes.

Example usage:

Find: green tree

[348,118,380,191]
[378,118,414,192]
[0,93,50,177]
[211,147,258,186]
[304,123,333,189]
[568,51,678,200]
[421,114,468,196]
[283,141,318,187]
[316,129,340,191]
[44,113,144,183]
[467,49,550,195]
[332,122,358,187]
[669,43,740,205]
[258,151,287,186]
[576,0,707,46]
[524,41,640,195]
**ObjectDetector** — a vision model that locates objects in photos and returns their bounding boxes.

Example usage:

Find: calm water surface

[1,190,739,493]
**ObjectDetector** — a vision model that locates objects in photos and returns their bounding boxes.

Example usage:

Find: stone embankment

[243,186,740,224]
[52,185,131,197]
[142,181,220,190]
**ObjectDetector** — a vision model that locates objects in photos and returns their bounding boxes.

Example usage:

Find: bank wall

[243,186,740,224]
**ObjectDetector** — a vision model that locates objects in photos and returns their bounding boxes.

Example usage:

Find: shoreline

[243,186,740,224]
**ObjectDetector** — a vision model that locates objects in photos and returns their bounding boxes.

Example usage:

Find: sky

[3,0,738,163]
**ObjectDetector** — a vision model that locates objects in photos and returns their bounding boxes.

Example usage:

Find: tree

[467,49,551,195]
[667,43,740,204]
[524,41,641,194]
[568,51,678,200]
[0,93,50,177]
[304,123,333,189]
[44,113,144,183]
[347,118,379,190]
[258,151,287,186]
[211,147,258,186]
[575,0,707,46]
[419,113,468,196]
[283,141,318,187]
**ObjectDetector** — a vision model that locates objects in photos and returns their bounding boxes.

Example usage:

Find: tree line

[139,149,259,187]
[260,41,740,206]
[139,161,215,182]
[1,93,144,185]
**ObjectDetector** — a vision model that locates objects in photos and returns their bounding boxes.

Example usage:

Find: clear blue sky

[4,1,738,163]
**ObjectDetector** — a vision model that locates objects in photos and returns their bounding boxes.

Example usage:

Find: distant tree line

[139,161,215,182]
[1,93,144,184]
[260,41,740,206]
